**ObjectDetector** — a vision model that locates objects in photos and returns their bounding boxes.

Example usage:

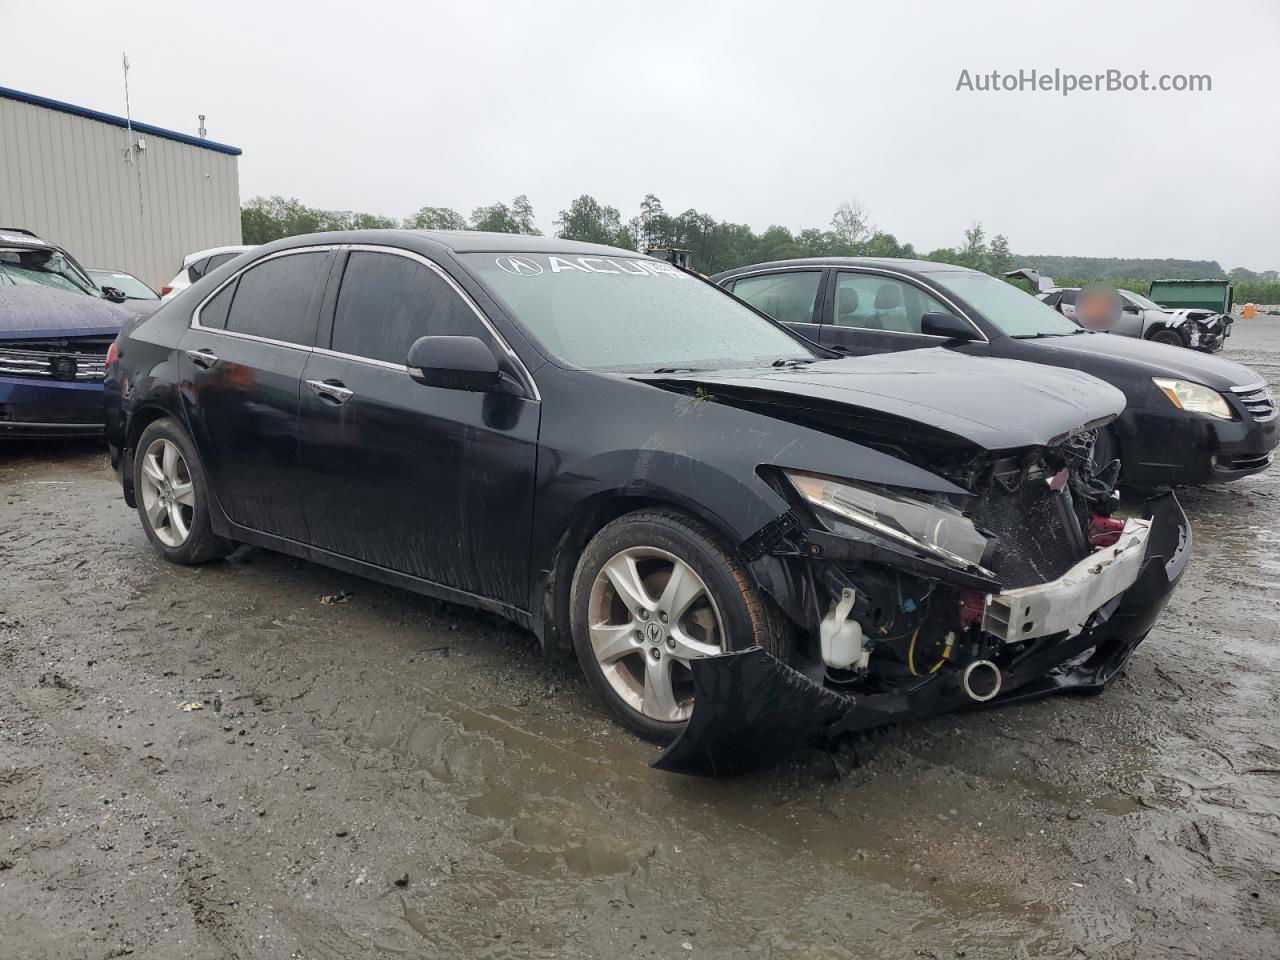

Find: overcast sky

[5,0,1278,268]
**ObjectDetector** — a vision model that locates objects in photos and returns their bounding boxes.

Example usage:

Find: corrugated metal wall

[0,95,241,289]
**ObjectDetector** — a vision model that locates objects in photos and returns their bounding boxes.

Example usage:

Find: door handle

[185,348,219,369]
[306,379,354,404]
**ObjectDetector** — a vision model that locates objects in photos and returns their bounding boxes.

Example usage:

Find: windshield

[0,257,88,293]
[1120,289,1161,311]
[460,253,817,371]
[933,272,1080,337]
[89,270,158,300]
[0,248,97,296]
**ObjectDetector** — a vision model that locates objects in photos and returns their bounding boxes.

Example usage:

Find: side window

[331,251,483,365]
[198,279,237,330]
[1059,289,1078,305]
[1040,291,1061,308]
[224,252,328,345]
[186,257,210,283]
[204,252,240,274]
[833,273,949,334]
[730,272,821,325]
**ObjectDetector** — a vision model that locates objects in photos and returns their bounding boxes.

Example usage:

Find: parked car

[713,258,1276,488]
[88,269,160,304]
[1007,269,1232,352]
[0,284,126,437]
[0,228,159,318]
[107,231,1192,775]
[159,245,254,300]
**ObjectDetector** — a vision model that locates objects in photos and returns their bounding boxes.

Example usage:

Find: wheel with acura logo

[133,418,234,565]
[569,508,792,743]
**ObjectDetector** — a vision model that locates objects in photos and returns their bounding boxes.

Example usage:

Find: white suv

[159,245,255,300]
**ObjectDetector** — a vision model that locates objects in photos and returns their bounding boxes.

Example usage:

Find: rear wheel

[133,418,234,565]
[569,508,791,743]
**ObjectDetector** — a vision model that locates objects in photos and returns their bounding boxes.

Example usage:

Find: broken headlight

[785,470,992,575]
[1152,377,1232,419]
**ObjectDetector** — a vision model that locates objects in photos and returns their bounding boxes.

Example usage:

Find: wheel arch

[535,488,756,661]
[120,402,186,508]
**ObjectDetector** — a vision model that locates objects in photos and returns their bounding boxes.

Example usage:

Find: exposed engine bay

[657,428,1191,776]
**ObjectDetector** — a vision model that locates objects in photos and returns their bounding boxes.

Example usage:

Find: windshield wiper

[771,357,819,367]
[651,366,705,374]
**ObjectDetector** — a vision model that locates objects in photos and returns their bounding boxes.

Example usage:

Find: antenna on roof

[198,114,207,138]
[122,53,134,163]
[121,52,144,216]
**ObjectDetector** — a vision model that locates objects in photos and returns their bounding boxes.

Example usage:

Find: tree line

[240,194,1280,303]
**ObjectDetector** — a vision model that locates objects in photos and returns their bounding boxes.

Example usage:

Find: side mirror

[406,335,500,391]
[1122,303,1141,314]
[920,312,979,342]
[101,286,128,303]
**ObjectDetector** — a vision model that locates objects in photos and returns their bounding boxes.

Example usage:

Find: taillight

[105,342,119,367]
[160,285,173,297]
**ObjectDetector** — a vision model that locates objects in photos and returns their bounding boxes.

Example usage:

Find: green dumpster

[1148,279,1234,314]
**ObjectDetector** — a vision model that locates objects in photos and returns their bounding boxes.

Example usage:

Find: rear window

[223,252,328,345]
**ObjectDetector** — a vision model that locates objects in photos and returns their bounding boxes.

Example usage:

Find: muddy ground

[3,322,1279,960]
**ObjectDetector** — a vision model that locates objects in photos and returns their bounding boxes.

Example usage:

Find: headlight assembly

[784,470,992,575]
[1152,378,1233,419]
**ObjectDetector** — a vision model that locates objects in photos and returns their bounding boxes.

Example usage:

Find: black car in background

[713,258,1276,488]
[107,231,1190,775]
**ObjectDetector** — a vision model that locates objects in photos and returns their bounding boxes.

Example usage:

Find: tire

[1149,329,1183,347]
[569,507,792,744]
[133,418,234,565]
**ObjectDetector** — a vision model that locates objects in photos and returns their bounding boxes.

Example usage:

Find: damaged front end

[655,435,1192,776]
[1166,310,1232,353]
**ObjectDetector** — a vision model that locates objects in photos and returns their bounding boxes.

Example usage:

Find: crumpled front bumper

[654,492,1192,777]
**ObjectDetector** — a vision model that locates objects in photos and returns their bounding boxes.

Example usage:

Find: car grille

[1231,383,1277,422]
[968,482,1082,590]
[0,336,111,383]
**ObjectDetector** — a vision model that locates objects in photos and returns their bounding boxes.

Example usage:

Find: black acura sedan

[106,232,1191,775]
[713,259,1276,488]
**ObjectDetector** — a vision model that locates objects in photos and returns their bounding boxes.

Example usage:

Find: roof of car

[261,229,654,260]
[710,257,983,281]
[181,245,256,267]
[0,228,56,252]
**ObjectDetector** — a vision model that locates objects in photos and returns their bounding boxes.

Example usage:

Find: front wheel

[1148,329,1184,347]
[569,508,791,744]
[133,418,234,565]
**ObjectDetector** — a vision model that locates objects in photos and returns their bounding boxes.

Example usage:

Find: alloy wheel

[138,438,195,547]
[587,546,725,723]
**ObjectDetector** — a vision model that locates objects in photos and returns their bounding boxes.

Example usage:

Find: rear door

[296,246,540,608]
[820,270,989,357]
[178,247,335,542]
[726,270,826,345]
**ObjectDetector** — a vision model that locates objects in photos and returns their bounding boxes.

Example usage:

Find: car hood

[0,285,127,340]
[640,349,1124,451]
[1026,330,1260,388]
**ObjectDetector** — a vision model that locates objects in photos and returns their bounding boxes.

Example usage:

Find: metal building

[0,85,242,289]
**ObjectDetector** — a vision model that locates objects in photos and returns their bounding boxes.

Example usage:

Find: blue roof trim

[0,85,242,156]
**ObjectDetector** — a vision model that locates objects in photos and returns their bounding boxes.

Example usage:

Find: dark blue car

[0,284,128,437]
[1,228,135,437]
